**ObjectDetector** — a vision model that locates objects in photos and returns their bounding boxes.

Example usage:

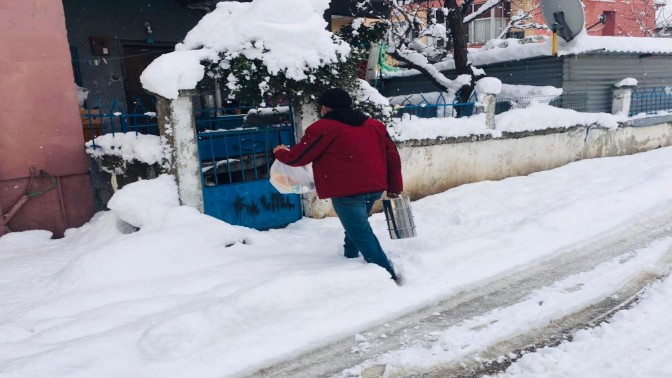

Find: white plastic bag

[269,160,315,194]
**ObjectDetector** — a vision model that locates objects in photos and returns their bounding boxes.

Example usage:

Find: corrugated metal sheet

[382,53,672,115]
[563,54,672,113]
[382,56,564,97]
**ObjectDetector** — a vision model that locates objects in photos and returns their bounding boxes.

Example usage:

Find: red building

[0,1,94,238]
[583,0,658,36]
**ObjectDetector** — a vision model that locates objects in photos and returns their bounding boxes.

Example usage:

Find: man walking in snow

[273,88,403,283]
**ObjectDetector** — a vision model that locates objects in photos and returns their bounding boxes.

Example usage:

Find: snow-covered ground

[494,275,672,377]
[2,145,672,377]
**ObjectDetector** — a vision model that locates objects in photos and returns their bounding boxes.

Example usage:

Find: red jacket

[274,115,403,199]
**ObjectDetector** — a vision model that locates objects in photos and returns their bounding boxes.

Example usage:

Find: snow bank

[495,103,628,132]
[106,175,179,229]
[392,103,628,141]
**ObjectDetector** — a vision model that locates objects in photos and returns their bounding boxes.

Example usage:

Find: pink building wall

[0,1,94,237]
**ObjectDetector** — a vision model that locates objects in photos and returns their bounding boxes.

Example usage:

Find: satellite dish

[540,0,585,42]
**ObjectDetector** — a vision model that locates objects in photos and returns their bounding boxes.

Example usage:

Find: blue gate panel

[202,180,302,230]
[197,119,301,230]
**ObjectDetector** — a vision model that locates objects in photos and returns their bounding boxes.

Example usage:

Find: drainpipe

[156,90,204,212]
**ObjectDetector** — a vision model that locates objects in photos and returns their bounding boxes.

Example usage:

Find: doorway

[120,42,174,112]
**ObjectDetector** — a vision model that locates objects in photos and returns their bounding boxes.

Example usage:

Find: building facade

[0,1,94,237]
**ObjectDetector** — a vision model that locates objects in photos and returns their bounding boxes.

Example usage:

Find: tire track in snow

[251,207,672,378]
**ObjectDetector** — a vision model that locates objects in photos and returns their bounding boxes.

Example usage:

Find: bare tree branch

[497,5,548,39]
[463,0,504,23]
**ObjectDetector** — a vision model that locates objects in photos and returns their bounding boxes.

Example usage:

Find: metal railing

[395,92,476,119]
[198,124,294,186]
[629,87,672,116]
[195,105,293,186]
[82,99,159,148]
[495,92,588,114]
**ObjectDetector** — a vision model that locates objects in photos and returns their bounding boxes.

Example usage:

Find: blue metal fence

[82,99,159,147]
[395,92,476,119]
[630,87,672,116]
[197,124,294,186]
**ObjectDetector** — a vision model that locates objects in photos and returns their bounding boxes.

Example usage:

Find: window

[467,3,509,44]
[469,18,507,43]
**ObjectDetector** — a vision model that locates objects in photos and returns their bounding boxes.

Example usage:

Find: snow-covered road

[2,147,672,378]
[258,207,672,377]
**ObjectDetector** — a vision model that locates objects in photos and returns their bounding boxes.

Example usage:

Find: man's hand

[387,192,400,199]
[273,144,288,154]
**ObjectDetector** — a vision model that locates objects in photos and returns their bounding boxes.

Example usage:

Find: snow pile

[106,175,179,229]
[475,77,502,95]
[393,113,489,141]
[86,132,163,165]
[141,0,348,99]
[140,49,220,101]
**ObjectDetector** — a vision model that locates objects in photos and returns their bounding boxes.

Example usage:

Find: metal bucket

[382,196,417,239]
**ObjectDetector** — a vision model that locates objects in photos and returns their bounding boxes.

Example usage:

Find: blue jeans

[331,192,397,280]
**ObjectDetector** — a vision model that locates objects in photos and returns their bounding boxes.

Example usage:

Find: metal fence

[198,124,294,186]
[629,87,672,116]
[82,99,159,147]
[394,92,476,119]
[194,106,293,185]
[495,92,588,115]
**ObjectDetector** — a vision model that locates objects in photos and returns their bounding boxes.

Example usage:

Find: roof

[383,33,672,80]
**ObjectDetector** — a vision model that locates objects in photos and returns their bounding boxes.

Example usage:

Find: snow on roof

[141,0,349,100]
[384,31,672,79]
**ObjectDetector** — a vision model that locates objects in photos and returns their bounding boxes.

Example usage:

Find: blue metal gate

[196,107,302,230]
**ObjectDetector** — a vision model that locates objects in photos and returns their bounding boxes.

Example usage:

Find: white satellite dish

[540,0,585,43]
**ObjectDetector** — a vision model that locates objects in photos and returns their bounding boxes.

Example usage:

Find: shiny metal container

[382,196,417,239]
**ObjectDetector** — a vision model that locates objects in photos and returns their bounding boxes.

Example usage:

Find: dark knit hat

[318,88,352,108]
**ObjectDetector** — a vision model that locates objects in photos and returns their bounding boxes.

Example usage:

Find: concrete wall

[0,0,94,237]
[398,120,672,200]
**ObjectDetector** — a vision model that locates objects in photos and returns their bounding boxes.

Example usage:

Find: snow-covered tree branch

[497,5,548,39]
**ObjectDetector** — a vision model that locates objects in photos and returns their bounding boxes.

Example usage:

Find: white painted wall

[398,122,672,201]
